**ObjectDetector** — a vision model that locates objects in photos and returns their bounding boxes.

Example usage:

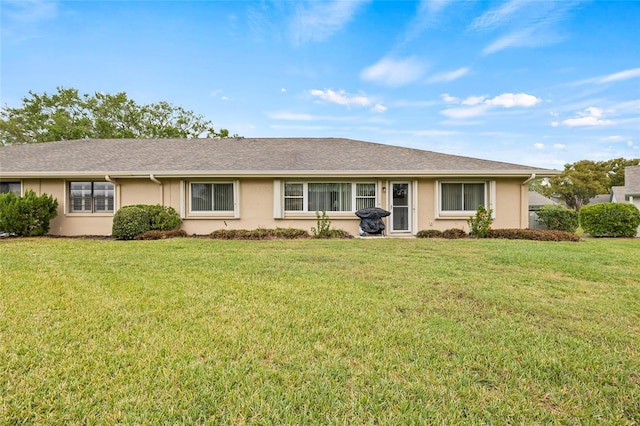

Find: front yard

[1,238,638,424]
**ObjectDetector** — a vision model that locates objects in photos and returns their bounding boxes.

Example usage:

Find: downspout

[522,173,536,185]
[150,174,164,205]
[521,173,536,229]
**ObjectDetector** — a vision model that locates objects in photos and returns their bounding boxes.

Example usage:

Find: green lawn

[1,237,639,424]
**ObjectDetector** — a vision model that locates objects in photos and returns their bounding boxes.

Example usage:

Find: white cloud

[461,96,486,106]
[441,105,490,119]
[310,89,371,107]
[557,107,615,127]
[440,92,541,119]
[402,0,455,43]
[308,89,386,112]
[534,143,545,149]
[470,1,579,55]
[469,0,525,31]
[290,0,369,46]
[281,88,287,93]
[427,67,470,83]
[553,144,566,149]
[485,93,541,108]
[598,68,640,83]
[360,56,427,87]
[572,68,640,86]
[440,93,459,103]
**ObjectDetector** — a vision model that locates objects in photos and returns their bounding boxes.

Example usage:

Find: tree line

[0,87,231,146]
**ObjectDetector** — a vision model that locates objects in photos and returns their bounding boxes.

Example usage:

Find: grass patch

[1,238,639,423]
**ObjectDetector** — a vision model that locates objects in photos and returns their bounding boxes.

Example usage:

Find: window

[284,182,376,212]
[0,182,21,195]
[69,182,114,213]
[440,182,486,212]
[190,183,234,212]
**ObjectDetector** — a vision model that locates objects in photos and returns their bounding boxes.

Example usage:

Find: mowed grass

[1,237,639,424]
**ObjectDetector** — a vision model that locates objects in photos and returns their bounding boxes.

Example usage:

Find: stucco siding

[14,175,530,237]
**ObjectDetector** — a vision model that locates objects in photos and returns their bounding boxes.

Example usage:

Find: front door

[390,182,411,232]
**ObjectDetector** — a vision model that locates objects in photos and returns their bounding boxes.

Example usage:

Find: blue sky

[1,0,639,169]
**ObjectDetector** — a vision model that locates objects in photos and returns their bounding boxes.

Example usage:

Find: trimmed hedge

[486,228,581,242]
[416,229,443,238]
[210,228,311,240]
[442,228,468,239]
[135,229,188,240]
[580,202,640,237]
[536,205,579,232]
[0,190,58,236]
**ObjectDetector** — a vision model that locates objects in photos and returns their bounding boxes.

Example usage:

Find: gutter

[3,169,560,180]
[522,173,537,185]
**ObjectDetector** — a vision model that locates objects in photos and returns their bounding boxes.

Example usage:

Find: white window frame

[0,181,22,196]
[436,180,490,218]
[188,181,239,217]
[68,181,115,214]
[282,182,377,213]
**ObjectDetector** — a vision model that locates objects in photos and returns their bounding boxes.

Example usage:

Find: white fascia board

[3,169,560,179]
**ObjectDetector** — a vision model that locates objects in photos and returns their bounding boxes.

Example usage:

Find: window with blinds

[284,182,376,212]
[190,183,234,212]
[440,182,486,212]
[69,182,114,213]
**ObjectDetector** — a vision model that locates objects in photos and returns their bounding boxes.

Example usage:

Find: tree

[0,87,231,145]
[605,157,640,187]
[540,158,639,210]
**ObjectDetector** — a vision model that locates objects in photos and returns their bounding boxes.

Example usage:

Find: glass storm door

[390,182,410,232]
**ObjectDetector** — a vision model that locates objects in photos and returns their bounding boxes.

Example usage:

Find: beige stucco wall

[19,176,529,236]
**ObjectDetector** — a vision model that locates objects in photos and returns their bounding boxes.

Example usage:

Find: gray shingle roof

[528,191,558,208]
[1,137,557,178]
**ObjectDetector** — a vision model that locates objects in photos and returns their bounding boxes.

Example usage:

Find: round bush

[112,206,150,240]
[580,202,640,237]
[128,204,181,231]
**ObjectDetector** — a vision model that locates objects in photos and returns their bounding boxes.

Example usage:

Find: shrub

[580,202,640,237]
[126,204,181,231]
[0,190,58,236]
[416,229,443,238]
[311,211,332,238]
[467,205,493,238]
[112,206,150,240]
[135,229,188,240]
[209,228,310,240]
[486,228,581,242]
[536,205,579,232]
[442,228,468,239]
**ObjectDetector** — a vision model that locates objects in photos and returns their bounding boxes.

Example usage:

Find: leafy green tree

[0,87,231,145]
[539,158,639,210]
[605,158,640,187]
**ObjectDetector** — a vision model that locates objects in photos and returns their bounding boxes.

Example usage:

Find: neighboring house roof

[588,194,612,205]
[0,138,558,179]
[528,191,558,209]
[611,186,626,203]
